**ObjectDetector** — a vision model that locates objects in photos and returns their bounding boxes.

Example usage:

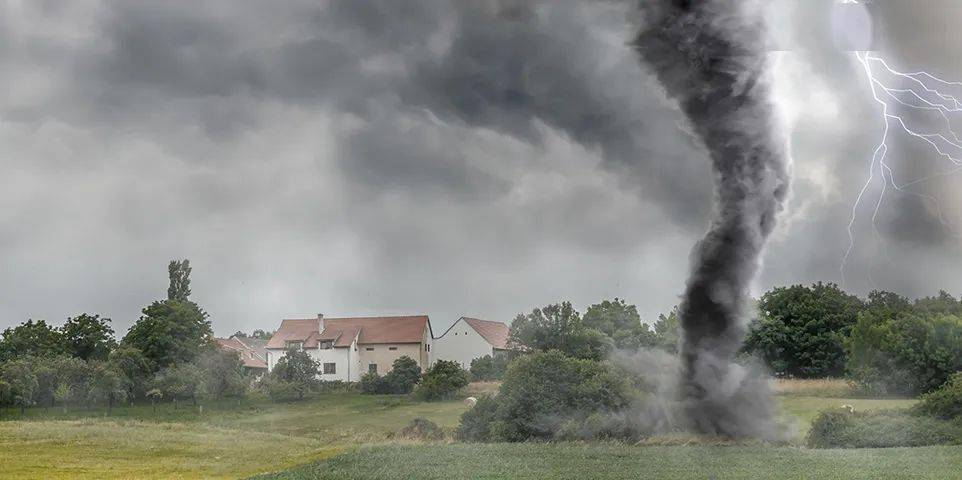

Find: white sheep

[464,396,477,407]
[840,404,855,413]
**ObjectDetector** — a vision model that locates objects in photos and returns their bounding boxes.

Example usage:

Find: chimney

[317,313,325,333]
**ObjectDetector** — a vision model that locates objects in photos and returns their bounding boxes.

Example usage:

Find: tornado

[634,1,791,437]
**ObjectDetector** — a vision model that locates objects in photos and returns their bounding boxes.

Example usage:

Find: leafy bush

[456,350,632,442]
[807,409,962,448]
[264,378,305,402]
[383,356,421,394]
[456,395,500,442]
[915,373,962,420]
[416,360,469,401]
[360,372,386,394]
[469,355,509,382]
[360,356,422,395]
[398,417,445,440]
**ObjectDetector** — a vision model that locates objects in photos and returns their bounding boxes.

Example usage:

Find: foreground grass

[0,419,335,480]
[0,388,923,479]
[251,443,962,480]
[0,393,468,479]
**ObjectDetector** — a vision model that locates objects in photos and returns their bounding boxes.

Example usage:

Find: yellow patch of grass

[0,419,338,480]
[771,378,854,397]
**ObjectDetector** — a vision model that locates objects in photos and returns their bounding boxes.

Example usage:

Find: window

[388,347,397,351]
[323,363,336,374]
[368,364,378,374]
[365,347,374,351]
[285,340,303,350]
[319,341,333,349]
[425,344,430,351]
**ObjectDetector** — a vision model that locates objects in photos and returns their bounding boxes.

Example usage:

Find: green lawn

[0,389,935,479]
[251,443,962,480]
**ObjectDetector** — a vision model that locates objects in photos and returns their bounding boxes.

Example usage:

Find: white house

[266,314,433,382]
[432,317,511,369]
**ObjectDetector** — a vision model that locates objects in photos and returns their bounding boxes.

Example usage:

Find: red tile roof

[462,317,511,350]
[215,337,268,370]
[267,316,429,349]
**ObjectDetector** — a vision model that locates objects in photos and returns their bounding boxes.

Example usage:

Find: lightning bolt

[842,52,962,285]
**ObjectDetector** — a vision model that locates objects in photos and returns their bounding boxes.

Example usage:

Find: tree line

[0,260,251,414]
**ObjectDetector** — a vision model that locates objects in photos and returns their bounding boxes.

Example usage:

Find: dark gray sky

[2,0,960,336]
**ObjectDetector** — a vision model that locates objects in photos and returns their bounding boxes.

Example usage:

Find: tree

[0,358,39,415]
[270,349,318,400]
[415,360,469,401]
[123,300,213,371]
[196,349,248,400]
[382,356,421,394]
[0,320,63,362]
[847,309,962,395]
[87,361,127,413]
[250,329,272,340]
[583,298,657,350]
[62,314,117,361]
[109,346,153,401]
[652,307,680,353]
[509,302,609,361]
[470,354,510,381]
[167,259,192,301]
[152,363,202,407]
[743,283,864,378]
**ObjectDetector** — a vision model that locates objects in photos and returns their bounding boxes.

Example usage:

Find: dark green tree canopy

[743,282,864,378]
[122,299,213,372]
[0,320,64,362]
[62,314,117,361]
[508,302,609,360]
[167,259,192,301]
[583,298,656,350]
[652,306,680,353]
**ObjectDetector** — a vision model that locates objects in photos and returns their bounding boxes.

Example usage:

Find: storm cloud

[1,0,960,336]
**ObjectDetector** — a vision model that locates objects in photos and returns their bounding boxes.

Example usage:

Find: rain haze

[2,0,961,336]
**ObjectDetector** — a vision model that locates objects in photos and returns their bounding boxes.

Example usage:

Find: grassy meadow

[0,380,955,479]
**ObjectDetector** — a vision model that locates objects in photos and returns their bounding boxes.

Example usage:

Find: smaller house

[432,317,511,369]
[215,336,269,376]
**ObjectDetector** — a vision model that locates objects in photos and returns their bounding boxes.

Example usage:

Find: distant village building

[265,315,433,382]
[432,317,511,369]
[215,336,269,376]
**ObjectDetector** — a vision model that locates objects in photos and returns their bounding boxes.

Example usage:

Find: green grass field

[0,385,949,480]
[251,443,962,480]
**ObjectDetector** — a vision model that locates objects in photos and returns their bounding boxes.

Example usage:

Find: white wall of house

[266,346,357,382]
[432,319,494,369]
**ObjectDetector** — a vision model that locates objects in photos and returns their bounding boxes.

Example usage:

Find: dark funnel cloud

[635,0,791,438]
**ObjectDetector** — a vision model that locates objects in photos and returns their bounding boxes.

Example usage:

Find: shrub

[456,350,633,442]
[469,355,509,382]
[416,360,469,401]
[360,372,386,394]
[915,373,962,420]
[382,356,421,394]
[398,417,445,440]
[456,395,500,442]
[807,409,962,448]
[264,378,304,402]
